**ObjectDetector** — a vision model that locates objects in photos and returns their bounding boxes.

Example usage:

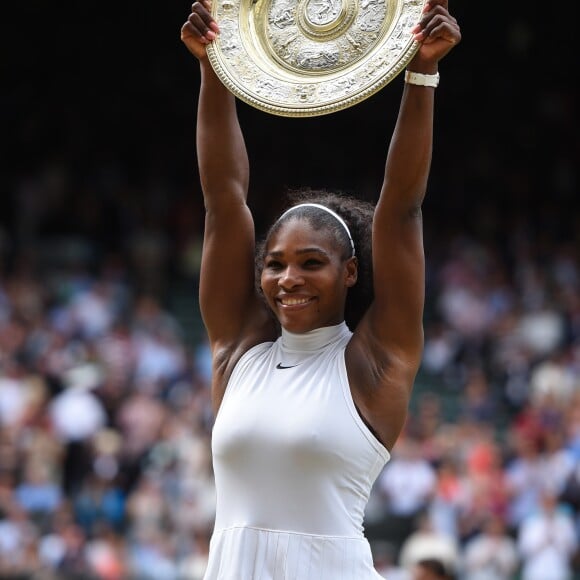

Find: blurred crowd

[0,259,215,579]
[0,178,578,579]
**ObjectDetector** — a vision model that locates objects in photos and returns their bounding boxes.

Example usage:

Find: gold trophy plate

[206,0,426,117]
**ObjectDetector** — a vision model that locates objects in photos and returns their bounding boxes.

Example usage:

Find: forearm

[197,60,250,210]
[381,79,435,213]
[377,0,459,211]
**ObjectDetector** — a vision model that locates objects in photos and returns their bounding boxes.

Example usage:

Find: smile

[278,296,313,306]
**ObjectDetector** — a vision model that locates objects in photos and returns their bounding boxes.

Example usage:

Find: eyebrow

[266,248,330,258]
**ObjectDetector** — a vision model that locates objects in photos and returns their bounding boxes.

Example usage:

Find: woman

[181,1,461,577]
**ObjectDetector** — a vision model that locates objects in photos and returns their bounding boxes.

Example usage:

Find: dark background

[2,2,577,294]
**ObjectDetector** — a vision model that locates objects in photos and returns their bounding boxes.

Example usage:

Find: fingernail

[206,30,216,40]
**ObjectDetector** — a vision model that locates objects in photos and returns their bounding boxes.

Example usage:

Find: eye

[265,259,284,271]
[303,258,323,268]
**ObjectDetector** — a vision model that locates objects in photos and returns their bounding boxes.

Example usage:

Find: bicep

[367,206,425,358]
[199,203,267,345]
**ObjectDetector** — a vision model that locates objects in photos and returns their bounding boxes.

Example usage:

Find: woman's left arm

[371,0,459,356]
[348,0,460,447]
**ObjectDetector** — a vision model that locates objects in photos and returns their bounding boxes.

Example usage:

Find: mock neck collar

[280,322,350,353]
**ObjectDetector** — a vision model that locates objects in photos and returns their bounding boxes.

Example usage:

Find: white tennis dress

[204,322,390,579]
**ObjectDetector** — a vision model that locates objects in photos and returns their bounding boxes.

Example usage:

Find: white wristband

[404,70,440,88]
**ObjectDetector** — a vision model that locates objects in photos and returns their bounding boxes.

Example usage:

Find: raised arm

[181,4,274,396]
[369,0,459,352]
[348,0,460,447]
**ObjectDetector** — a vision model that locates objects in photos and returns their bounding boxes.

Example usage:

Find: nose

[278,264,304,290]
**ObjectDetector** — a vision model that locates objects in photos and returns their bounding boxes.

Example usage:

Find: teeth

[281,297,310,306]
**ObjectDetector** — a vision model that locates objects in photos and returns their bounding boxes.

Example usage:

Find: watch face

[207,0,426,117]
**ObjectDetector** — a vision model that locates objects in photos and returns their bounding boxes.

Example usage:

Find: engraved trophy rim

[207,0,426,117]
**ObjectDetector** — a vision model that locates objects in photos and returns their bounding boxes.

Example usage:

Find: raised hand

[181,0,220,60]
[411,0,461,65]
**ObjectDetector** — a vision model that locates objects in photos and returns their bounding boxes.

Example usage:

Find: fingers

[183,0,220,45]
[412,2,461,46]
[419,0,449,11]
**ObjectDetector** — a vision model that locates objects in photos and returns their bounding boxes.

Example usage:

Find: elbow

[408,204,423,220]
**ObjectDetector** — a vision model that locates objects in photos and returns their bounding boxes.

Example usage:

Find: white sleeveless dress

[204,322,390,579]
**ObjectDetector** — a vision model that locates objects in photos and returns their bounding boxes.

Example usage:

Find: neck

[280,322,350,352]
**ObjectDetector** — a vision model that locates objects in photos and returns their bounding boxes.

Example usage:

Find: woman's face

[260,218,356,334]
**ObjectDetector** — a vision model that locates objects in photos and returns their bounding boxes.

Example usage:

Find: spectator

[461,514,519,580]
[411,558,453,580]
[398,511,459,578]
[376,437,438,555]
[518,488,578,580]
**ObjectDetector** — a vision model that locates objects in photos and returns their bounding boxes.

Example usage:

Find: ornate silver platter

[206,0,426,117]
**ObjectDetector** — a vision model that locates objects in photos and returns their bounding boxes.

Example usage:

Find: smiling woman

[258,196,363,333]
[180,0,461,577]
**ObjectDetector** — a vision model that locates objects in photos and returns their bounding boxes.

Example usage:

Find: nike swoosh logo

[276,363,299,369]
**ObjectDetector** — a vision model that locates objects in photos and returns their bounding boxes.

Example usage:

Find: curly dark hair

[255,187,375,330]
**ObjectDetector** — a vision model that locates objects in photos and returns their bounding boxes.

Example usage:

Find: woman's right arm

[182,5,274,387]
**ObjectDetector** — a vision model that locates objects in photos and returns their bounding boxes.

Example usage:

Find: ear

[344,256,358,287]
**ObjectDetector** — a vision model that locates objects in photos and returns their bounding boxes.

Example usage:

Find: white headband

[278,202,355,256]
